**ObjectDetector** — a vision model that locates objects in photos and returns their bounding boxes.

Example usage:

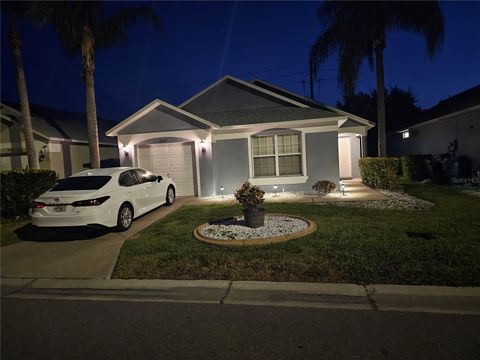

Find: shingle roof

[196,106,339,126]
[420,85,480,121]
[1,102,118,144]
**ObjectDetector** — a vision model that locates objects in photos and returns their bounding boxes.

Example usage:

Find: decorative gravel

[200,215,308,240]
[317,189,435,210]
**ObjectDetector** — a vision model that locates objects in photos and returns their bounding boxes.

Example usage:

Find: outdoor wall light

[123,144,129,157]
[273,184,278,196]
[200,140,207,154]
[220,186,224,198]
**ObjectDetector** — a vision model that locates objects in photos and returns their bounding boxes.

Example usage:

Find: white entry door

[137,142,196,196]
[338,137,352,179]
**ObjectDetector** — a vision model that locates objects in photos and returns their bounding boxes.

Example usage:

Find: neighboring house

[388,85,480,172]
[1,102,120,178]
[106,75,374,197]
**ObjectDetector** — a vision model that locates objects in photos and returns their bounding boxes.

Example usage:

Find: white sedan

[31,167,176,231]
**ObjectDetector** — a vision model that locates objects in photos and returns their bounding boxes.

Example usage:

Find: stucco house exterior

[106,76,374,197]
[1,102,119,178]
[388,85,480,172]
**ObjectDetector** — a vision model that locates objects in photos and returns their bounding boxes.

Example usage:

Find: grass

[1,218,30,247]
[113,184,480,286]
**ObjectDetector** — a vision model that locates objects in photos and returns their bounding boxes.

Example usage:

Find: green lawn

[113,184,480,286]
[1,218,30,247]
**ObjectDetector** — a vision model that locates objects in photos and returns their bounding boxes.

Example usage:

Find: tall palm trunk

[375,38,387,157]
[82,25,101,169]
[9,26,38,169]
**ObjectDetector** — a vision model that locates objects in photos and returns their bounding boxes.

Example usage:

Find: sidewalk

[2,278,479,315]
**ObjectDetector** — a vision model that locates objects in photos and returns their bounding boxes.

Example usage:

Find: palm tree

[309,1,444,156]
[5,2,39,169]
[42,2,161,169]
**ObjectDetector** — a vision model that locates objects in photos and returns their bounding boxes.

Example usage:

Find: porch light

[273,184,278,196]
[123,144,129,157]
[200,140,207,153]
[220,186,224,198]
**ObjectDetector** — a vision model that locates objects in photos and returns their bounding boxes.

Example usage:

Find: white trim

[247,136,253,179]
[251,79,375,127]
[194,140,202,197]
[249,176,308,186]
[217,116,346,131]
[212,124,339,141]
[301,131,307,178]
[396,104,480,133]
[106,99,219,137]
[178,75,309,109]
[338,126,367,136]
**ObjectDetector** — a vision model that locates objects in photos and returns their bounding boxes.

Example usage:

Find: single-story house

[387,85,480,172]
[1,102,120,177]
[106,76,375,197]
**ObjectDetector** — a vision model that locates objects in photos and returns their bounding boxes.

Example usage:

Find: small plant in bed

[312,180,337,195]
[234,181,265,228]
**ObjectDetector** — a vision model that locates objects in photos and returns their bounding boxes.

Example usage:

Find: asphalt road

[2,298,480,360]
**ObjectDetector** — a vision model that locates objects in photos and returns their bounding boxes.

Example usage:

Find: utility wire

[94,60,338,100]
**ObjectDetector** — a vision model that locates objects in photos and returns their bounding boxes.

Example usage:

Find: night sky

[1,1,479,122]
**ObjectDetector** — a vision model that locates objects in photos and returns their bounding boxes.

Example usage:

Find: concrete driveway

[1,197,192,279]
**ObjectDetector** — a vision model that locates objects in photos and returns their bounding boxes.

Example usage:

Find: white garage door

[137,142,196,196]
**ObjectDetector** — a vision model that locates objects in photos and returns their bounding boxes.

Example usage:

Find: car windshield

[51,176,112,191]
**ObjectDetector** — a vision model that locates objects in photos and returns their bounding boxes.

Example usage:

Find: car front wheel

[117,203,133,231]
[166,187,175,205]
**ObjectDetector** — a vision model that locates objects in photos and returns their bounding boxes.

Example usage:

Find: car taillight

[72,196,110,207]
[33,202,46,209]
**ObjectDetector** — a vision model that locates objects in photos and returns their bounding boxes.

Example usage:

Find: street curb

[2,278,479,314]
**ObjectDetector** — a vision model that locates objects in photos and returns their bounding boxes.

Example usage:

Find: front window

[252,133,302,177]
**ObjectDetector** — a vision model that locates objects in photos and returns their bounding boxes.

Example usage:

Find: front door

[338,137,352,179]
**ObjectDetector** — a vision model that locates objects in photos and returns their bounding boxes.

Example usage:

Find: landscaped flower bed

[317,189,434,210]
[193,214,316,246]
[201,215,308,240]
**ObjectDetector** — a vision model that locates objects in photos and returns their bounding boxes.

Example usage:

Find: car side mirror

[157,175,163,182]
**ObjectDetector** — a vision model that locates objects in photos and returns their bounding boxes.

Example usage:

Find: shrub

[234,181,265,212]
[358,157,400,189]
[401,155,431,182]
[312,180,337,195]
[1,169,57,217]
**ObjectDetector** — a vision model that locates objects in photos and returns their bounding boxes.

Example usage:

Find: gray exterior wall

[285,131,340,192]
[212,138,250,195]
[199,141,215,196]
[388,109,480,170]
[118,105,207,135]
[209,131,340,195]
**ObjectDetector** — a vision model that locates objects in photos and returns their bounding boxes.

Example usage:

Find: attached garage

[136,142,197,196]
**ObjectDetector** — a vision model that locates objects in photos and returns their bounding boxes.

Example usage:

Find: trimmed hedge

[401,155,431,182]
[1,170,57,217]
[358,157,400,190]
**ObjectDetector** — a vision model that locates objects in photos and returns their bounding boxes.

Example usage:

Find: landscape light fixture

[340,182,345,196]
[273,184,278,196]
[200,140,206,154]
[220,186,224,198]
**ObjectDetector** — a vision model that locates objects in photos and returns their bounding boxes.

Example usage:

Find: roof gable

[106,99,218,137]
[180,76,307,114]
